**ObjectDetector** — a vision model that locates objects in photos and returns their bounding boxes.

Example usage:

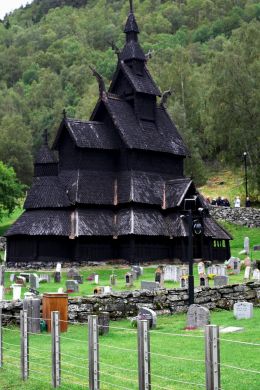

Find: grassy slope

[0,207,23,236]
[0,310,259,390]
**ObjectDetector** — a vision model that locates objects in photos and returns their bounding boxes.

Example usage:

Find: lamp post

[243,152,248,199]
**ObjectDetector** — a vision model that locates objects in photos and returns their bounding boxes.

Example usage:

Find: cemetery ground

[1,309,259,390]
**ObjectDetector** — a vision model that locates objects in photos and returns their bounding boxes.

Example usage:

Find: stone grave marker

[244,257,251,267]
[180,275,188,288]
[180,265,188,276]
[125,272,133,287]
[141,281,160,290]
[73,275,83,284]
[110,274,117,286]
[227,257,241,273]
[103,286,112,294]
[252,269,260,281]
[132,266,142,278]
[155,267,164,287]
[12,284,22,300]
[244,237,250,255]
[66,280,79,293]
[164,265,175,281]
[54,272,61,283]
[56,263,62,273]
[244,266,251,281]
[98,312,110,335]
[58,287,64,293]
[67,267,79,279]
[23,297,41,333]
[30,274,39,290]
[94,274,99,284]
[214,275,229,287]
[186,304,210,329]
[0,265,5,286]
[220,265,227,276]
[20,273,30,283]
[199,274,209,287]
[16,276,26,286]
[10,274,16,283]
[138,307,157,329]
[39,274,51,283]
[0,285,4,301]
[234,302,253,320]
[198,261,205,275]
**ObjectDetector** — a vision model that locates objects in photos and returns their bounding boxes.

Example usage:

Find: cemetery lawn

[3,264,250,299]
[1,309,259,390]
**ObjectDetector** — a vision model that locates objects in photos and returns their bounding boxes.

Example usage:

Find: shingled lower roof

[53,119,120,150]
[165,178,192,208]
[5,210,71,237]
[24,176,70,209]
[104,96,188,155]
[203,217,232,240]
[117,208,166,236]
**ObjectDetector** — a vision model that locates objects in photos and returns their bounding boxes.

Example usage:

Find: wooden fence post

[88,315,100,390]
[205,325,220,390]
[20,309,29,381]
[0,308,2,368]
[138,319,151,390]
[51,311,61,388]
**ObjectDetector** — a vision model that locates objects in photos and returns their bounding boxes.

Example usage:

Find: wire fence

[0,310,259,390]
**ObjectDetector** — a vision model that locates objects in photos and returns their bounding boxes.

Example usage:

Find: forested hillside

[0,0,259,196]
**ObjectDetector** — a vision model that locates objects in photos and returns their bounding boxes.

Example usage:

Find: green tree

[0,161,24,220]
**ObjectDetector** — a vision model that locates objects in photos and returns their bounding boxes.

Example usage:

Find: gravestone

[67,267,79,279]
[39,274,51,283]
[164,265,176,281]
[138,307,157,329]
[125,272,133,287]
[20,273,30,283]
[73,275,83,284]
[244,257,251,267]
[56,263,62,273]
[16,276,26,286]
[66,280,79,293]
[155,267,164,287]
[54,272,61,283]
[58,287,64,293]
[252,269,260,281]
[0,265,5,286]
[0,285,4,301]
[234,302,253,320]
[98,312,110,335]
[199,274,209,287]
[12,284,22,300]
[186,304,210,329]
[214,276,229,287]
[180,275,188,288]
[180,265,188,276]
[141,281,160,290]
[244,266,251,280]
[132,266,142,278]
[110,274,117,286]
[94,274,99,284]
[23,297,41,333]
[10,273,16,283]
[103,286,112,294]
[220,265,227,277]
[244,237,250,255]
[198,262,205,275]
[30,274,39,289]
[227,257,241,273]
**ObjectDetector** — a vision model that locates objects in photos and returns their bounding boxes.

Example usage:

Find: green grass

[0,310,259,389]
[0,207,23,237]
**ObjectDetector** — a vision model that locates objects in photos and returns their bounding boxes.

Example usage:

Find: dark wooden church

[5,2,231,264]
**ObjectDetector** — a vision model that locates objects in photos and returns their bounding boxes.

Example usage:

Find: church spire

[121,0,146,62]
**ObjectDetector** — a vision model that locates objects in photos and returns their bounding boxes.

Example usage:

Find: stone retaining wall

[209,206,260,227]
[1,282,259,325]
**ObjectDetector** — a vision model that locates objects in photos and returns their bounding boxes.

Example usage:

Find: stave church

[5,2,232,265]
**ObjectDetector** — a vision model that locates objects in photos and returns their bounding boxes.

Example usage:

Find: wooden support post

[88,315,99,390]
[205,325,220,390]
[138,319,151,390]
[51,311,61,388]
[0,308,2,368]
[20,310,29,381]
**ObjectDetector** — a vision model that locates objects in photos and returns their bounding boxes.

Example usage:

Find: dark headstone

[30,274,39,289]
[214,275,229,287]
[54,272,61,283]
[138,307,157,329]
[73,275,83,284]
[98,312,110,335]
[141,281,159,290]
[20,273,30,283]
[0,265,5,286]
[66,280,79,293]
[67,267,79,279]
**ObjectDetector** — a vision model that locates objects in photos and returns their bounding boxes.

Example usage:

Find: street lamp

[181,198,204,305]
[243,152,248,199]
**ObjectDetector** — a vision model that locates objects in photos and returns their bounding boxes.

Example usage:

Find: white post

[88,315,99,390]
[20,310,29,381]
[51,311,61,388]
[138,320,151,390]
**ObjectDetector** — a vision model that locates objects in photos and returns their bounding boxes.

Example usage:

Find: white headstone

[220,265,227,276]
[234,302,253,320]
[103,286,112,294]
[164,265,175,281]
[244,237,250,255]
[56,263,62,272]
[12,284,22,300]
[198,262,205,275]
[244,266,251,280]
[0,285,4,301]
[58,287,64,293]
[94,274,99,284]
[252,269,260,281]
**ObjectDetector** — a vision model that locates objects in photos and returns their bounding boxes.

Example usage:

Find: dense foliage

[0,0,259,195]
[0,162,24,221]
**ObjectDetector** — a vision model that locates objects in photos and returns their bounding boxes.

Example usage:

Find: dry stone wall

[209,206,260,227]
[1,282,259,325]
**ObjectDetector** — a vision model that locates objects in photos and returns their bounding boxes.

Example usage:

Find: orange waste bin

[42,293,68,332]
